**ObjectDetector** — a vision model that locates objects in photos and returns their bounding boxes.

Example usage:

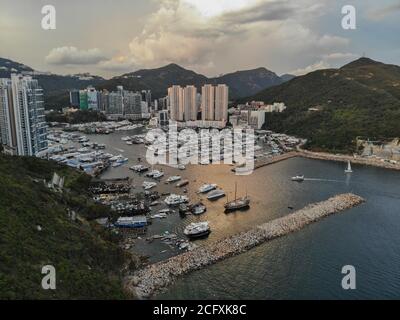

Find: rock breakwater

[125,193,365,299]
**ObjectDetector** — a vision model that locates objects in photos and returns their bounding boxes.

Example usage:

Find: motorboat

[184,222,211,239]
[291,175,305,182]
[130,164,149,173]
[164,194,189,206]
[142,181,157,190]
[166,175,181,183]
[191,202,207,216]
[207,189,226,201]
[198,183,217,194]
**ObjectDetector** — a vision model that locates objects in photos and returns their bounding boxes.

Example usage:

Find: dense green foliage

[46,110,107,124]
[247,58,400,153]
[0,155,135,299]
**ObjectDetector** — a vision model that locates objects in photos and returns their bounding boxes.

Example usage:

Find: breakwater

[247,150,400,172]
[298,150,400,171]
[125,193,365,299]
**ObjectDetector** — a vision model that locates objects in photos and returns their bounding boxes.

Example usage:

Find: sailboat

[345,160,353,173]
[224,182,250,213]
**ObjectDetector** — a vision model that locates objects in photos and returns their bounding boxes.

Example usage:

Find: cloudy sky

[0,0,399,78]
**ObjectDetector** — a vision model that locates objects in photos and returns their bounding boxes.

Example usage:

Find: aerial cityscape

[1,0,400,308]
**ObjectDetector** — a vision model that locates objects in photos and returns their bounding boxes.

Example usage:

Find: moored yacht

[191,202,207,215]
[207,189,226,201]
[130,164,149,173]
[166,175,182,183]
[142,181,157,190]
[224,182,250,213]
[198,183,217,194]
[184,222,211,239]
[164,194,189,206]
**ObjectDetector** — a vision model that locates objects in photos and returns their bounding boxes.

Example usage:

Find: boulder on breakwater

[125,193,365,299]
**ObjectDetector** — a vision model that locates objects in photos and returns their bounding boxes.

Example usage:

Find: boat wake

[304,178,345,183]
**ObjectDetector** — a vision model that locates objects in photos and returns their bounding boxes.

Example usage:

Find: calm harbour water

[89,130,400,299]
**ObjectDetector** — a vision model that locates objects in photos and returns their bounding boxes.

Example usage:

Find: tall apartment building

[168,85,184,121]
[183,85,198,121]
[69,90,80,107]
[124,91,142,116]
[108,91,124,116]
[215,84,229,121]
[0,79,16,152]
[0,74,47,156]
[201,84,215,121]
[79,90,89,110]
[87,87,99,111]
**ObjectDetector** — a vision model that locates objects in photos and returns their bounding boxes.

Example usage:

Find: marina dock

[125,193,365,299]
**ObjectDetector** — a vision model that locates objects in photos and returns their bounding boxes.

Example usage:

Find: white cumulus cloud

[45,47,108,65]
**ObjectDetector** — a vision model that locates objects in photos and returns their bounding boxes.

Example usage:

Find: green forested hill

[0,155,135,299]
[247,58,400,153]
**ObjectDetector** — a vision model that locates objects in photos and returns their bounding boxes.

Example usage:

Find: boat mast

[234,182,237,201]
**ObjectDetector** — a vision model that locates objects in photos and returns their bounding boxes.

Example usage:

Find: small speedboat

[291,175,304,182]
[191,203,207,216]
[198,183,217,194]
[142,181,157,190]
[166,175,181,183]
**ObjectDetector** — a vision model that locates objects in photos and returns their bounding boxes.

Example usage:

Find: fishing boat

[207,189,226,201]
[166,175,182,183]
[184,222,211,239]
[198,183,217,194]
[345,161,353,173]
[224,182,250,213]
[291,175,304,182]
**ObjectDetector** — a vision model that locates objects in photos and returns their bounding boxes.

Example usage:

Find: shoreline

[125,193,365,299]
[245,150,400,172]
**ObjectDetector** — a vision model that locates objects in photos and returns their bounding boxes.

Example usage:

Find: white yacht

[166,176,182,183]
[146,170,164,179]
[164,194,189,206]
[142,181,157,190]
[184,222,211,239]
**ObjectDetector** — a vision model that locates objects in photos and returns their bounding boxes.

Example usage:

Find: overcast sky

[0,0,399,78]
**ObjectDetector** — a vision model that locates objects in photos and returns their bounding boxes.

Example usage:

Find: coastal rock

[126,193,365,299]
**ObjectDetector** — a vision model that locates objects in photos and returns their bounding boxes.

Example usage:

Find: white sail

[345,161,353,173]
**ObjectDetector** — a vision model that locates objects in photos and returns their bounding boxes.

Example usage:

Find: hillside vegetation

[0,155,136,299]
[248,58,400,153]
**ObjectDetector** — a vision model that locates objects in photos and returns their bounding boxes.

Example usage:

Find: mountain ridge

[244,57,400,153]
[0,57,291,108]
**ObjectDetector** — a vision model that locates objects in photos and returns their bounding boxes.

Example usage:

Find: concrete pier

[125,193,365,299]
